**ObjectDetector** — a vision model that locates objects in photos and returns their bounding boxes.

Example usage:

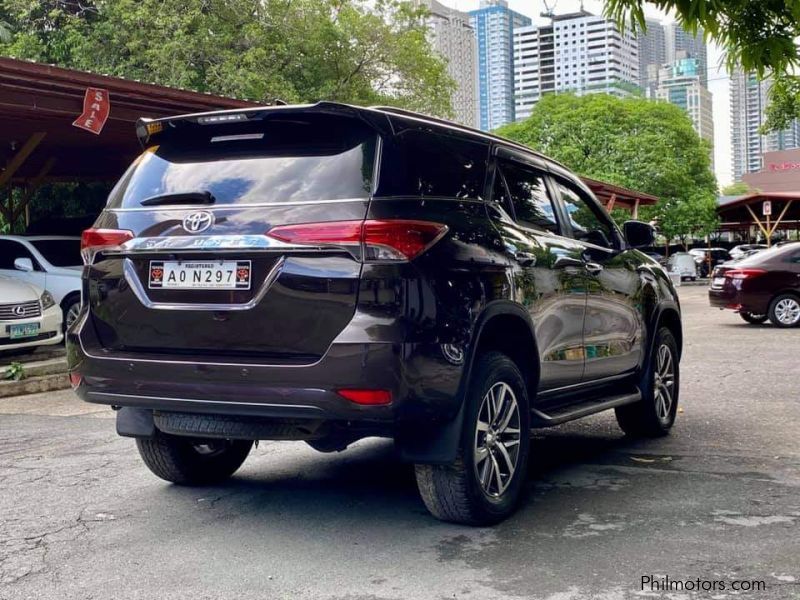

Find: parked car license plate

[712,276,726,287]
[8,322,40,340]
[149,260,251,290]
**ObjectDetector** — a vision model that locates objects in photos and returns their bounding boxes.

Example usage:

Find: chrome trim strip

[87,391,325,412]
[105,197,369,212]
[122,255,285,311]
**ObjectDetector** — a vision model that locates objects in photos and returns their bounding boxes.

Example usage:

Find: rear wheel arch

[397,303,539,466]
[464,303,540,401]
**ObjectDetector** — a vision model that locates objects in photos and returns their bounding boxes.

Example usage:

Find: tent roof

[0,57,261,182]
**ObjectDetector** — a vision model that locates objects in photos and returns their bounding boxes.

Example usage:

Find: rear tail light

[80,228,134,264]
[337,389,393,405]
[266,220,448,261]
[68,372,83,389]
[725,268,767,280]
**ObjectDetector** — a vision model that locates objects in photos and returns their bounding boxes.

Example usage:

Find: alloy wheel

[474,381,521,498]
[653,344,675,422]
[65,302,81,329]
[773,297,800,326]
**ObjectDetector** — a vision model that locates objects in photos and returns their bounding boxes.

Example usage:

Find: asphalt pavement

[1,285,798,600]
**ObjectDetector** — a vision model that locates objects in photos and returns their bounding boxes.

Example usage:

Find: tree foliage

[0,0,455,116]
[496,93,718,243]
[721,181,752,196]
[604,0,800,132]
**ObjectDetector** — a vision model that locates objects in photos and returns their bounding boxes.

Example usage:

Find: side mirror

[623,220,655,249]
[14,257,34,272]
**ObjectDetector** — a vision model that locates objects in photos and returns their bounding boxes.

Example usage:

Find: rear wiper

[140,191,216,206]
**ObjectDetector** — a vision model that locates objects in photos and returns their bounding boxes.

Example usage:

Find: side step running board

[531,390,641,427]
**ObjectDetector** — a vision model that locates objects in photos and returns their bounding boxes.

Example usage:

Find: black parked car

[68,103,682,525]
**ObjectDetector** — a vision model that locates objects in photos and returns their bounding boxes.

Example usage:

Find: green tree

[604,0,800,132]
[656,192,720,251]
[496,93,717,242]
[721,181,752,196]
[0,0,454,116]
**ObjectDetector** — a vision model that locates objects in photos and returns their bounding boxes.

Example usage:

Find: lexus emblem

[182,211,214,234]
[13,305,26,316]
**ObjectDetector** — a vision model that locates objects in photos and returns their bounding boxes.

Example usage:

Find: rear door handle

[585,262,604,275]
[553,256,584,270]
[515,251,537,266]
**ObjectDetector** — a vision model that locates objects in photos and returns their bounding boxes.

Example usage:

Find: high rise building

[638,20,707,96]
[667,24,707,86]
[513,11,639,122]
[416,0,479,128]
[730,70,800,181]
[636,18,666,97]
[469,0,531,131]
[655,57,714,166]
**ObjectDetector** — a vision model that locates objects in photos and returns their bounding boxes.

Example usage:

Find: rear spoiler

[135,101,393,148]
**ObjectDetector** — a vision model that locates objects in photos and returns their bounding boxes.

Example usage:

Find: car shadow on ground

[154,427,652,527]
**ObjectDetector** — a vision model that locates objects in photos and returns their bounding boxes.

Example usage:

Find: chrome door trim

[122,256,285,311]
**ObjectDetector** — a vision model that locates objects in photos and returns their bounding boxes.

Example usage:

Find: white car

[0,236,82,330]
[667,252,698,281]
[0,275,63,353]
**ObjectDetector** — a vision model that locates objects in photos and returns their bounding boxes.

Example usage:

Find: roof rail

[369,105,562,167]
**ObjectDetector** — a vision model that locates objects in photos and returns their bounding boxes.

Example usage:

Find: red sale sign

[72,87,110,135]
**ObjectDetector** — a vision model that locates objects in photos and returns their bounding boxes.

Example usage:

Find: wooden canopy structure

[580,176,659,219]
[0,57,260,228]
[717,192,800,245]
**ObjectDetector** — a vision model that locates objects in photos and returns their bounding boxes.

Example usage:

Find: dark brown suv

[68,103,682,525]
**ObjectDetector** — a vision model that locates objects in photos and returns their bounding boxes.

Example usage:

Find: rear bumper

[708,287,768,314]
[67,313,464,426]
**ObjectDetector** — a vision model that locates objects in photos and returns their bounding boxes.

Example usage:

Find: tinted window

[557,182,617,249]
[108,114,376,208]
[0,240,37,269]
[498,162,559,234]
[30,240,82,267]
[377,130,488,199]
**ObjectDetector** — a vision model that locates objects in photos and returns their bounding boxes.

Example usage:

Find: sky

[442,0,733,186]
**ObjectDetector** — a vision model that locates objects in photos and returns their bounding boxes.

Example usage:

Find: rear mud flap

[116,407,155,438]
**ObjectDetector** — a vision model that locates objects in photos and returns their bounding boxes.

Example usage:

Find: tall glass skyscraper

[469,0,531,131]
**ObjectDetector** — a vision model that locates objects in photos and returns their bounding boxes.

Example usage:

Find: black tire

[615,327,679,437]
[61,294,81,332]
[740,311,768,325]
[767,294,800,328]
[414,352,530,526]
[136,431,252,485]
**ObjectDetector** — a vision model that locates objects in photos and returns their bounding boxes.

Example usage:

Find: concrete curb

[0,373,70,398]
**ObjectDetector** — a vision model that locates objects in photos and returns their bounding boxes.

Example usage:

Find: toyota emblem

[13,305,26,316]
[182,211,214,234]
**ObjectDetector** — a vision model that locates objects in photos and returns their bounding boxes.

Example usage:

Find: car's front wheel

[136,432,252,485]
[768,294,800,328]
[740,311,768,325]
[414,352,530,525]
[615,327,679,437]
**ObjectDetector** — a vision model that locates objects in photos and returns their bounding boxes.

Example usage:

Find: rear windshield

[30,239,82,267]
[107,114,377,208]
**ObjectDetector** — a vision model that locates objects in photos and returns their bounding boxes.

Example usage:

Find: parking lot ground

[1,285,798,600]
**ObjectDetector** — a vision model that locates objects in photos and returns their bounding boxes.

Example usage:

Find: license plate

[712,277,725,287]
[149,260,251,290]
[8,322,40,340]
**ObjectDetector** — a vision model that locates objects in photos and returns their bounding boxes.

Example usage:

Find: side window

[498,161,560,234]
[377,130,489,199]
[557,181,617,249]
[788,250,800,264]
[0,241,37,270]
